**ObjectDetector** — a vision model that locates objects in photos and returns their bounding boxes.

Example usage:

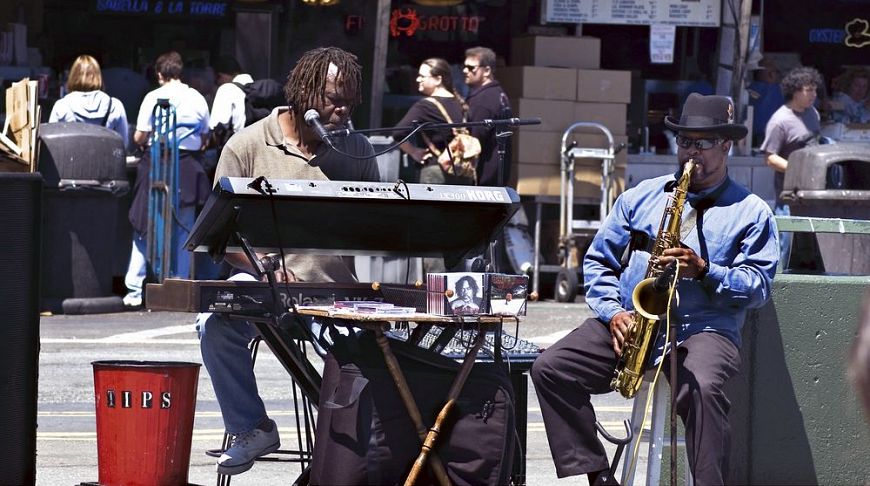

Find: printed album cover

[427,272,488,316]
[426,272,528,316]
[487,273,529,316]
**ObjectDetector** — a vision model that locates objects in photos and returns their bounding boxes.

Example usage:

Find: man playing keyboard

[196,46,379,476]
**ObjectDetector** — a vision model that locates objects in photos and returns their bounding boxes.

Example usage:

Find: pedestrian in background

[209,55,253,136]
[206,55,253,177]
[760,66,824,267]
[48,54,129,149]
[747,57,784,147]
[463,46,512,187]
[827,67,870,124]
[394,57,470,185]
[123,50,211,308]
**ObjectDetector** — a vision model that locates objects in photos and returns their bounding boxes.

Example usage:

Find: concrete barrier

[729,274,870,484]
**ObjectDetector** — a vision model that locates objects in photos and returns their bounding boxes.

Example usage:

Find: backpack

[234,78,285,126]
[310,336,516,486]
[421,97,482,183]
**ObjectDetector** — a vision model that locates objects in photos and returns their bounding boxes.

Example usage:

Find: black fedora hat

[664,93,748,140]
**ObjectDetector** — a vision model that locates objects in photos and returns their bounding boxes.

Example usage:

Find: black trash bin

[782,143,870,275]
[38,122,129,314]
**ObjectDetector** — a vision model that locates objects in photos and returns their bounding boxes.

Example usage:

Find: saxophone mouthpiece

[666,158,697,192]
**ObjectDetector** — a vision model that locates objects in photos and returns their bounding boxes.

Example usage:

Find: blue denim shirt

[583,174,779,349]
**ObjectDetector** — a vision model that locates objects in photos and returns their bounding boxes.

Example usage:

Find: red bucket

[92,361,201,486]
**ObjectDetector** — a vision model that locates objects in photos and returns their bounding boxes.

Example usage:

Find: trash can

[92,361,201,486]
[782,143,870,274]
[37,122,129,313]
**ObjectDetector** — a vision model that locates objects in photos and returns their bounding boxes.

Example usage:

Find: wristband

[695,259,709,281]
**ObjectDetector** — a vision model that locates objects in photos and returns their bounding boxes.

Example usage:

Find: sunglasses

[675,135,723,150]
[462,64,480,72]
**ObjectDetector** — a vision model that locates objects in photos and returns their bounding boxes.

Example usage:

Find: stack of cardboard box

[501,35,632,201]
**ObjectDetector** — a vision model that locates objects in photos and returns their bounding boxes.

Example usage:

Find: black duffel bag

[310,331,515,485]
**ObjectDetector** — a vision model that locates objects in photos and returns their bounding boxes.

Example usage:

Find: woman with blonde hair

[49,54,129,148]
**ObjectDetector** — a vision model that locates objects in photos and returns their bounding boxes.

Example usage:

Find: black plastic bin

[782,143,870,275]
[38,122,129,314]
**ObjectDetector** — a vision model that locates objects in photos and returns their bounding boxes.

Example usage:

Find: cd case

[426,272,528,316]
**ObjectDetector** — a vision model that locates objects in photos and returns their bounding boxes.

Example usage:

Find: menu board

[545,0,720,27]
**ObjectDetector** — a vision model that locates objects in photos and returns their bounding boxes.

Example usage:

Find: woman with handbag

[395,58,477,185]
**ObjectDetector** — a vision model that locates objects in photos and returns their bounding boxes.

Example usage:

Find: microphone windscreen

[303,109,320,124]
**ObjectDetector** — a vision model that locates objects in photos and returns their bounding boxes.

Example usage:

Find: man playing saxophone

[531,94,780,485]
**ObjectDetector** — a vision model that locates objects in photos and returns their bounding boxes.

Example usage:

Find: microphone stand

[327,117,540,273]
[326,117,540,139]
[487,123,513,272]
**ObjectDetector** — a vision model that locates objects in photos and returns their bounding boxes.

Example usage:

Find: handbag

[420,97,481,182]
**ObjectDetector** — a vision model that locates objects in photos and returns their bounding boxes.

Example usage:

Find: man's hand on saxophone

[608,310,634,355]
[658,247,708,280]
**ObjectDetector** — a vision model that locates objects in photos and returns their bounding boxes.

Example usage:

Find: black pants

[530,317,740,485]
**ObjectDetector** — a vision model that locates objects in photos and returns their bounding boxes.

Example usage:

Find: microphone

[482,117,542,127]
[653,260,678,292]
[303,109,335,148]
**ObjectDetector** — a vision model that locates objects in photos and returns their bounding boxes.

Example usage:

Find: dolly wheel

[555,268,579,302]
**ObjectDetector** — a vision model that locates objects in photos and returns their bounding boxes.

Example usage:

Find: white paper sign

[545,0,586,24]
[649,24,676,64]
[544,0,720,27]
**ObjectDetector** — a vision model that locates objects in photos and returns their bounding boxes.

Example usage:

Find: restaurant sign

[93,0,230,17]
[389,7,484,37]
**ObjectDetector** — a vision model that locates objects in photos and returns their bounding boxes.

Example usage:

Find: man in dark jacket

[463,46,511,187]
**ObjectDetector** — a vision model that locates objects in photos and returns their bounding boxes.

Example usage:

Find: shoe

[217,419,280,476]
[122,294,142,308]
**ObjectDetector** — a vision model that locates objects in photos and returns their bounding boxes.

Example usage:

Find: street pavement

[35,299,649,485]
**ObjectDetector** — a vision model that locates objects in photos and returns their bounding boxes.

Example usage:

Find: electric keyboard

[184,177,521,269]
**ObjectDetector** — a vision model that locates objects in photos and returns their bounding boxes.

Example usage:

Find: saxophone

[610,159,695,399]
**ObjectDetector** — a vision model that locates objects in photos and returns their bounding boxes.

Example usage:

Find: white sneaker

[217,419,280,475]
[122,294,142,308]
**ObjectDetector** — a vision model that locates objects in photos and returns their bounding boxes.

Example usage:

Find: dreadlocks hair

[284,47,362,116]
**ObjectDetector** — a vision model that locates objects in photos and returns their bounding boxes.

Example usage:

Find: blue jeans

[775,202,792,270]
[197,309,267,435]
[125,205,195,298]
[196,271,332,434]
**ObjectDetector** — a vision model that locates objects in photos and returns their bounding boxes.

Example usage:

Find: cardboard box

[513,161,625,200]
[512,129,628,167]
[513,98,578,132]
[574,102,627,136]
[511,36,601,69]
[499,66,577,101]
[576,69,632,103]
